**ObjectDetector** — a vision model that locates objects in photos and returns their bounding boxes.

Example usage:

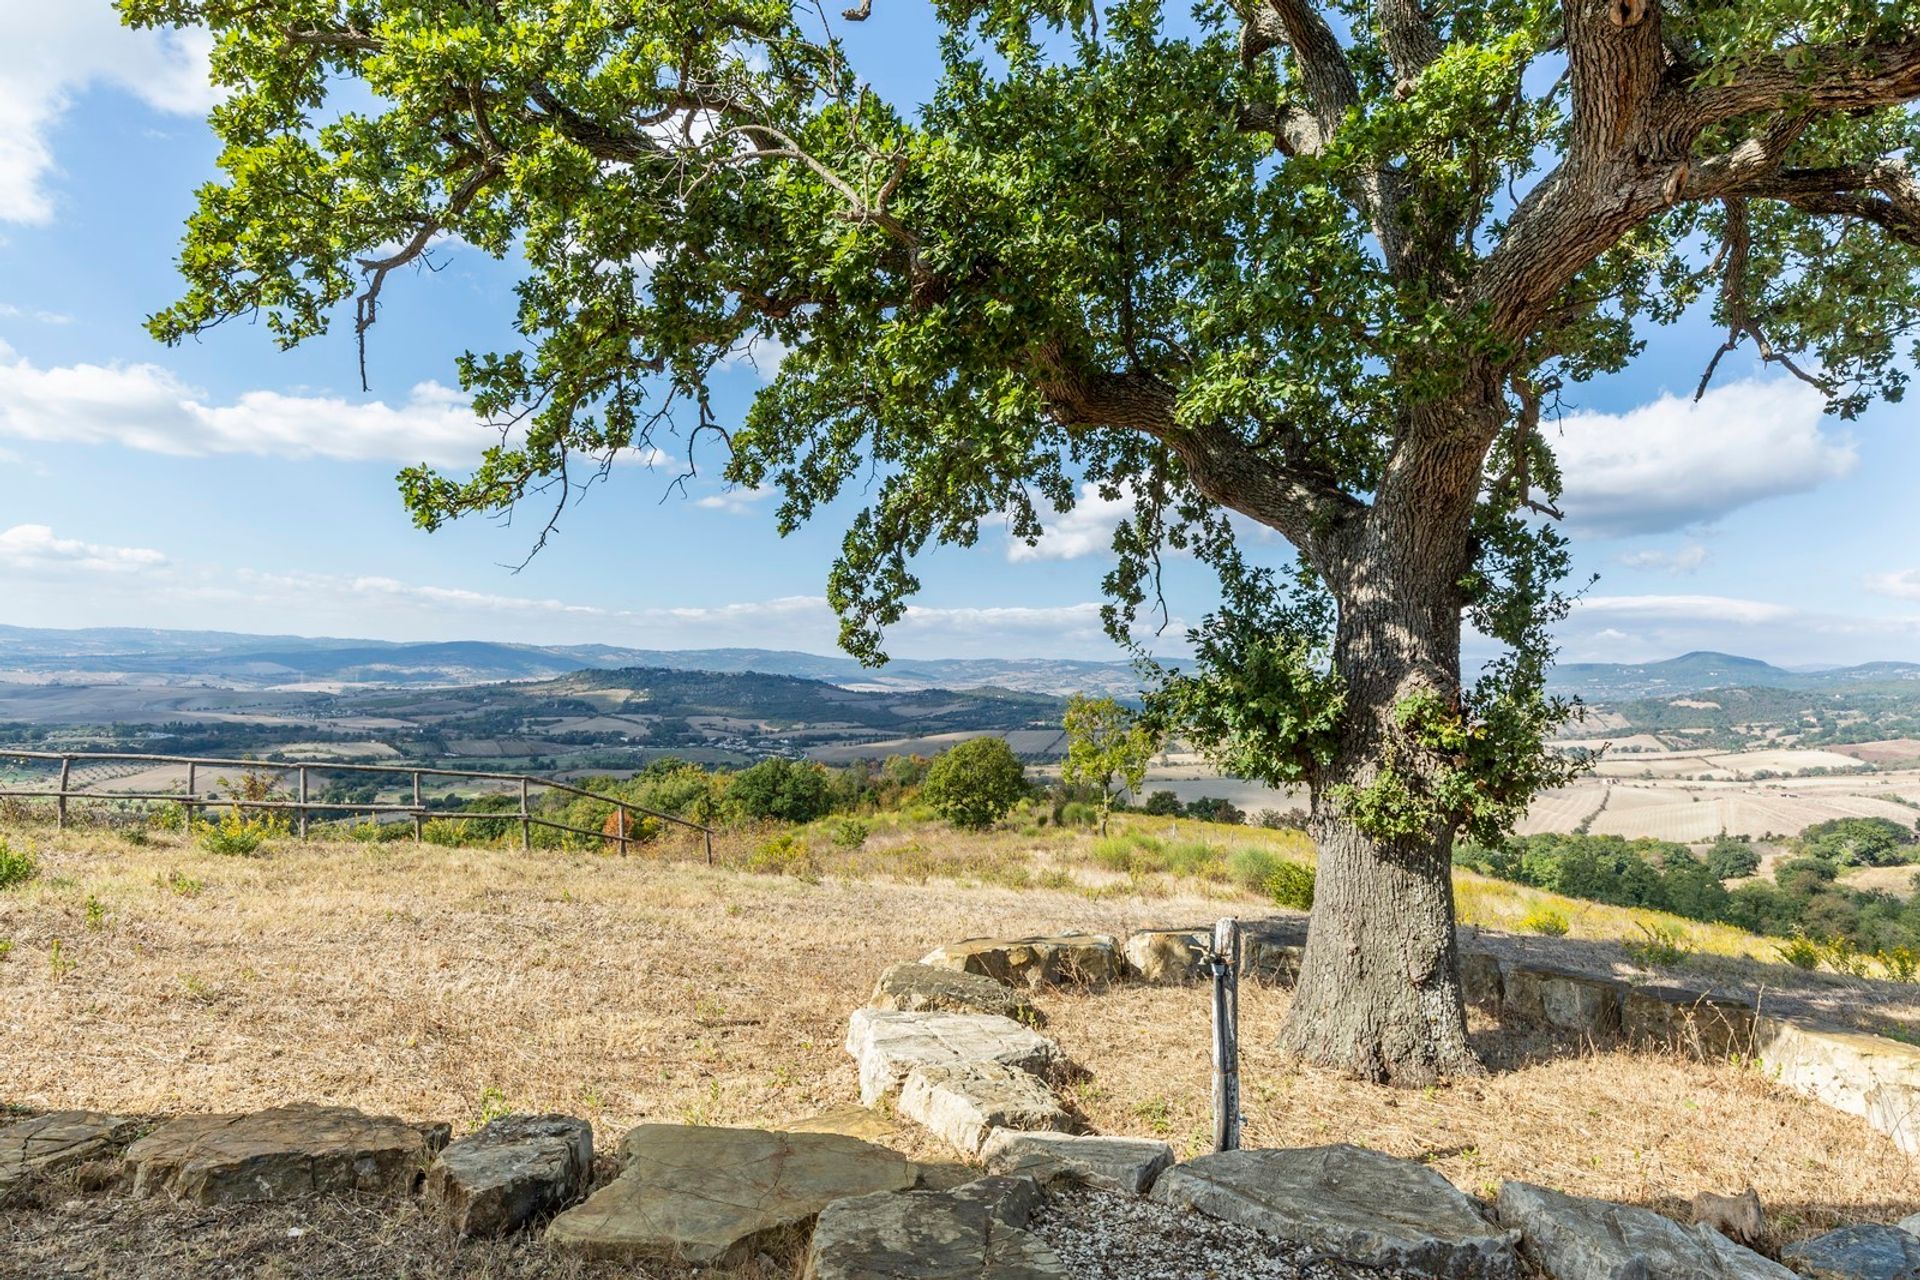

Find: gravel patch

[1030,1184,1415,1279]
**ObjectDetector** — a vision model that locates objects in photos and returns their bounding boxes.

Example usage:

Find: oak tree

[125,0,1920,1081]
[1061,693,1160,834]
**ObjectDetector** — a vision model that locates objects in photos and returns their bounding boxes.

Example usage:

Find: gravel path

[1030,1185,1414,1280]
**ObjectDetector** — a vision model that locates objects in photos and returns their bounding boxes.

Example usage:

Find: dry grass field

[0,818,1914,1274]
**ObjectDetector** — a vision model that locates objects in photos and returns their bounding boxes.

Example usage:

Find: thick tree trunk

[1275,397,1493,1085]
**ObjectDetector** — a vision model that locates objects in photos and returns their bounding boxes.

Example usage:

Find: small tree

[726,758,833,824]
[1060,695,1160,835]
[1705,839,1762,881]
[923,738,1028,831]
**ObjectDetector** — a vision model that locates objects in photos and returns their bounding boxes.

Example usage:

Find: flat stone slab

[871,962,1043,1024]
[1496,1181,1795,1280]
[805,1175,1064,1280]
[1783,1224,1920,1279]
[123,1104,429,1204]
[980,1130,1174,1194]
[898,1061,1073,1156]
[846,1008,1065,1107]
[547,1124,915,1266]
[0,1111,137,1190]
[920,934,1122,989]
[427,1113,592,1238]
[777,1104,904,1144]
[1151,1144,1519,1279]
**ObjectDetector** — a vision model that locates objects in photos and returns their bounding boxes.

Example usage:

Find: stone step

[898,1061,1074,1156]
[426,1113,592,1238]
[122,1104,431,1205]
[804,1175,1065,1280]
[979,1130,1174,1195]
[845,1008,1065,1107]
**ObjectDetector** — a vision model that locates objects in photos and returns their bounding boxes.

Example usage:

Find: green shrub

[1776,933,1821,971]
[1141,790,1182,816]
[1820,935,1873,978]
[1164,840,1226,879]
[1624,920,1690,967]
[726,758,834,824]
[1519,906,1569,937]
[1090,836,1136,873]
[827,816,870,850]
[148,802,185,832]
[1266,861,1316,911]
[197,807,282,857]
[0,840,36,889]
[420,818,468,847]
[1226,846,1283,895]
[1704,839,1761,880]
[1881,946,1920,982]
[747,832,816,878]
[1057,801,1099,828]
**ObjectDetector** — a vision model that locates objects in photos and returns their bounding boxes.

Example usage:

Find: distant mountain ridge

[1547,650,1920,699]
[0,624,1154,698]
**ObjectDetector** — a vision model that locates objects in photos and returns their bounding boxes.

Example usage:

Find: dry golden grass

[0,817,1913,1271]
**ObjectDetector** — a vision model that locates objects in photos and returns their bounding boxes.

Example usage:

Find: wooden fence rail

[0,749,714,863]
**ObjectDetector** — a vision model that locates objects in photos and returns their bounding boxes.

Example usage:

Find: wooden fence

[0,749,713,862]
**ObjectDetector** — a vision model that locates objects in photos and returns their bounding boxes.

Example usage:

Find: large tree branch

[1688,37,1920,126]
[1739,160,1920,248]
[1032,348,1365,561]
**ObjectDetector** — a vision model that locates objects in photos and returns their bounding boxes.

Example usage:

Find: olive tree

[125,0,1920,1081]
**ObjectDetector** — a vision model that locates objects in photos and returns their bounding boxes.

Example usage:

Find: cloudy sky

[0,7,1916,667]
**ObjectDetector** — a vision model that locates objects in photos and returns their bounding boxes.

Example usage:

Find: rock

[1690,1187,1766,1249]
[1151,1144,1519,1279]
[1460,950,1504,1009]
[845,1008,1065,1107]
[0,1111,137,1191]
[980,1130,1174,1194]
[1122,929,1209,984]
[1621,986,1756,1058]
[1238,923,1306,985]
[1755,1016,1920,1155]
[1496,1181,1794,1280]
[1783,1225,1920,1279]
[920,934,1122,989]
[871,962,1043,1024]
[777,1105,903,1144]
[898,1061,1073,1156]
[804,1175,1064,1280]
[1901,1212,1920,1239]
[1501,965,1622,1037]
[546,1124,915,1266]
[123,1104,429,1205]
[427,1114,592,1238]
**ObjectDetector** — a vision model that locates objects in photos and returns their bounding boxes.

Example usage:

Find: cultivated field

[1,819,1912,1268]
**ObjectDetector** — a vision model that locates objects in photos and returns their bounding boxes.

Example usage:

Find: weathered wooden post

[703,825,714,866]
[184,762,196,833]
[297,766,309,839]
[1210,916,1242,1152]
[412,771,424,842]
[56,755,71,830]
[519,777,532,852]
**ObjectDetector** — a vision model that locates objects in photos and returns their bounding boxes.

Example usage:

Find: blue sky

[0,5,1917,667]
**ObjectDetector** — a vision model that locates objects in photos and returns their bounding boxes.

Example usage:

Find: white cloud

[1575,594,1798,625]
[0,10,217,223]
[1551,379,1853,536]
[695,486,773,514]
[1007,482,1133,562]
[0,342,509,466]
[0,303,73,325]
[1867,569,1920,602]
[0,523,167,575]
[1617,542,1709,574]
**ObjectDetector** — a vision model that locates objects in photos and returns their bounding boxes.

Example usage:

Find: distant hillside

[1548,650,1920,700]
[0,625,1153,697]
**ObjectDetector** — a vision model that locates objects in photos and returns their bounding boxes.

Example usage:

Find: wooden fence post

[56,756,71,831]
[184,762,196,834]
[297,766,308,839]
[412,772,423,842]
[704,826,714,866]
[1210,917,1242,1153]
[520,778,531,852]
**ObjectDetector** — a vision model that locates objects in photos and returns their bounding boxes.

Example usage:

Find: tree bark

[1275,390,1495,1085]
